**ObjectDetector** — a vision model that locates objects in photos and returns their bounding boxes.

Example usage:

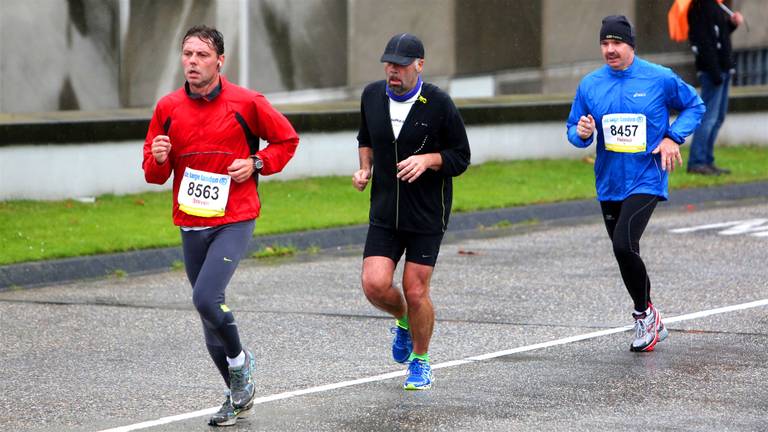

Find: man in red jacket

[143,25,298,427]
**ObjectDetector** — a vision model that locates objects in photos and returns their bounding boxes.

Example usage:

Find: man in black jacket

[687,0,744,175]
[353,33,470,390]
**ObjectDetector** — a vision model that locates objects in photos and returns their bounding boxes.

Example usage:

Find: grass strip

[1,145,766,265]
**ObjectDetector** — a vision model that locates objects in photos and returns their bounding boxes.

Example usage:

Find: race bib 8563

[177,167,231,217]
[602,113,647,153]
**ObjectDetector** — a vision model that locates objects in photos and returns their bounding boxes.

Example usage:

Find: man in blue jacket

[353,33,470,390]
[566,15,704,352]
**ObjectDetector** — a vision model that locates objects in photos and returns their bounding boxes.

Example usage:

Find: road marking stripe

[98,298,768,432]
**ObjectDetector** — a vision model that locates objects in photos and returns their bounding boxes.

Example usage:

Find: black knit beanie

[600,15,635,48]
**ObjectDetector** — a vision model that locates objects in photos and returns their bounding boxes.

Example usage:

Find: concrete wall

[731,0,768,48]
[2,103,765,200]
[0,0,121,112]
[540,0,634,93]
[120,0,348,107]
[120,0,217,107]
[347,0,456,86]
[1,0,766,113]
[454,0,541,75]
[0,0,348,112]
[0,124,580,200]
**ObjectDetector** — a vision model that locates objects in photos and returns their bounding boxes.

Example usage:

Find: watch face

[253,158,263,169]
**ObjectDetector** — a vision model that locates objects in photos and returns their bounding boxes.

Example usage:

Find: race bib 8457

[602,113,647,153]
[177,167,231,217]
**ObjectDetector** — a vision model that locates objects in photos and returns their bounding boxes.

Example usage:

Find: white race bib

[602,113,647,153]
[177,167,231,217]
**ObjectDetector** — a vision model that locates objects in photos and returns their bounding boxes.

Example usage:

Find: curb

[2,181,766,290]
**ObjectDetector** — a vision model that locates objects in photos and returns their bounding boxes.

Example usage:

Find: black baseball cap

[380,33,424,65]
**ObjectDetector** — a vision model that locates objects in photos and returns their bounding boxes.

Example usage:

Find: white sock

[634,307,650,316]
[227,351,245,368]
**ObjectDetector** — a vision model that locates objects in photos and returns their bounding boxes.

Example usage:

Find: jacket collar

[381,79,431,102]
[380,80,431,142]
[606,57,639,78]
[185,76,224,101]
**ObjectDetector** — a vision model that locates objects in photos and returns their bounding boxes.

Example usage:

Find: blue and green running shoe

[403,358,433,390]
[229,349,256,409]
[208,390,253,427]
[391,326,413,363]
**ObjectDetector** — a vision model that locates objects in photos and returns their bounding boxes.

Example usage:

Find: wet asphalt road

[1,198,766,431]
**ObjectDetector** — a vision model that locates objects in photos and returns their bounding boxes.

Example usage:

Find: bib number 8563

[177,167,230,217]
[186,182,220,200]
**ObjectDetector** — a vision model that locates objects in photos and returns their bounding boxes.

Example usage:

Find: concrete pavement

[0,193,766,431]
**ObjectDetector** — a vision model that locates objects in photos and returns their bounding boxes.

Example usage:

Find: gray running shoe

[208,391,253,427]
[229,349,256,409]
[630,308,660,352]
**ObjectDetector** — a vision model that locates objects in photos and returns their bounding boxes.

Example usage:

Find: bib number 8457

[609,124,638,137]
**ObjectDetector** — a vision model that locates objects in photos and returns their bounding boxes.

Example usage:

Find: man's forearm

[359,147,373,170]
[426,152,443,171]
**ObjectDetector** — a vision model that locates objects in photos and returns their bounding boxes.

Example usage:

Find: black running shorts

[363,224,444,267]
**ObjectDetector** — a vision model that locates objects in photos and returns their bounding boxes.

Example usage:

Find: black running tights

[600,194,659,313]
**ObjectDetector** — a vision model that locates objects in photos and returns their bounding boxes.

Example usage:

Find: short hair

[182,25,224,55]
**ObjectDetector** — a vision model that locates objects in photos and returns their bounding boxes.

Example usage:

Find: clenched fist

[152,135,172,164]
[352,168,371,191]
[577,114,596,140]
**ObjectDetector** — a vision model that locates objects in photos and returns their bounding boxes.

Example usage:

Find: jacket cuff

[665,132,684,145]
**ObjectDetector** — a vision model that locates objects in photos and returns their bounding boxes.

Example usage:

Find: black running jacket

[357,80,471,234]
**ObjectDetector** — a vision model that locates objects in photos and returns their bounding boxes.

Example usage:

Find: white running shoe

[650,303,669,343]
[630,307,660,352]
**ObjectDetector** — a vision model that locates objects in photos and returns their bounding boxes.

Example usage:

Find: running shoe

[403,358,433,390]
[649,303,669,343]
[630,308,660,352]
[657,320,669,343]
[229,349,256,408]
[208,391,253,427]
[391,326,413,364]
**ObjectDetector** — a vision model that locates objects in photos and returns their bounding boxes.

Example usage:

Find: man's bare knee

[362,275,393,301]
[403,262,433,307]
[403,283,429,308]
[361,257,396,302]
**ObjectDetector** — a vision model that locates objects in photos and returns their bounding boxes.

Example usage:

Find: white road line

[663,298,768,324]
[98,298,768,432]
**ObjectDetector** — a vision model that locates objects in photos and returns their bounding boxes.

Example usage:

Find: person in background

[686,0,744,175]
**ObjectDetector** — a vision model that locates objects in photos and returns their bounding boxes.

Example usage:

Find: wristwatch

[251,156,263,173]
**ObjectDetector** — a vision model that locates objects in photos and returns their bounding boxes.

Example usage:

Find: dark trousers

[181,219,254,387]
[688,72,730,167]
[600,194,659,312]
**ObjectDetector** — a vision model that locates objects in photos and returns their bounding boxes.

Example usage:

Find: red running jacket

[143,76,299,227]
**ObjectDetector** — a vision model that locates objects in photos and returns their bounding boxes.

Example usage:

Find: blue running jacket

[567,57,704,201]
